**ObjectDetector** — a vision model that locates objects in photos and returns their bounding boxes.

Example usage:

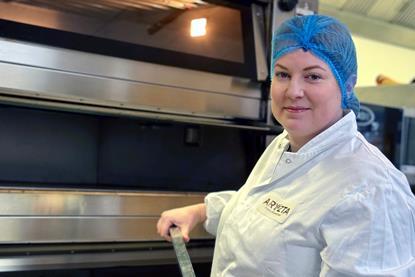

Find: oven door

[0,0,266,80]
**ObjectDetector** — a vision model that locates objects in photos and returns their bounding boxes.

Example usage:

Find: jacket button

[285,158,292,164]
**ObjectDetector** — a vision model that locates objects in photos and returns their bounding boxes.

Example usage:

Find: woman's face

[271,50,343,144]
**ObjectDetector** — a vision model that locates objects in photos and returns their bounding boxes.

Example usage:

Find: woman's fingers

[156,214,174,241]
[181,225,190,242]
[156,204,206,242]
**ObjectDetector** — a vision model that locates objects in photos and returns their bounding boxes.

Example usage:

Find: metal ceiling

[320,0,415,29]
[319,0,415,50]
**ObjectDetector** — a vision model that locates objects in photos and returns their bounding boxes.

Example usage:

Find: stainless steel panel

[0,39,261,99]
[0,246,213,272]
[0,217,208,243]
[0,189,211,243]
[252,4,268,81]
[0,92,273,130]
[0,60,261,120]
[0,189,205,216]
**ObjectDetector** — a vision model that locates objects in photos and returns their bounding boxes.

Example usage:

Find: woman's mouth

[284,106,310,113]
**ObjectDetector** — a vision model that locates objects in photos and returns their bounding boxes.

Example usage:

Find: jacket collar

[284,111,358,155]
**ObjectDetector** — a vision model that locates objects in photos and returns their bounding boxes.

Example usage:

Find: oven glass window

[0,0,255,77]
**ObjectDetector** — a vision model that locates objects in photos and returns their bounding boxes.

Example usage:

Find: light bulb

[190,18,207,37]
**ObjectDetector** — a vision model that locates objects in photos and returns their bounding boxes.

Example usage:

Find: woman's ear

[345,74,357,97]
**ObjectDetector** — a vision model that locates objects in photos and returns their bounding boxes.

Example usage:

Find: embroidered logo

[257,193,295,223]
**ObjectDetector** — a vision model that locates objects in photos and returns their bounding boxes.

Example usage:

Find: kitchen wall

[353,35,415,87]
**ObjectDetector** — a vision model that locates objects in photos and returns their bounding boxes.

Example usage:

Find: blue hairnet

[271,14,360,115]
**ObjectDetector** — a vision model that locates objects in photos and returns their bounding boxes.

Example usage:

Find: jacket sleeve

[203,190,236,236]
[319,184,415,277]
[202,133,286,237]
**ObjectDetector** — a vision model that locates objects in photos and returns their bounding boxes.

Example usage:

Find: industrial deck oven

[0,0,317,275]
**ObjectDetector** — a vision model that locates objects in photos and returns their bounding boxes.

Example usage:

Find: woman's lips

[284,106,310,113]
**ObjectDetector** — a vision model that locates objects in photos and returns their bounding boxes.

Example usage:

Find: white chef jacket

[204,111,415,276]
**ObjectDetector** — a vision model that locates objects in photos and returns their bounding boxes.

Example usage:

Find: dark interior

[0,104,266,192]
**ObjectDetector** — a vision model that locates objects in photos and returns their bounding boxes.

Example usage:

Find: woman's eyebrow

[274,63,288,70]
[304,65,326,71]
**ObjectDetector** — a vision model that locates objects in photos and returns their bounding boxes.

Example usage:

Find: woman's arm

[319,189,415,276]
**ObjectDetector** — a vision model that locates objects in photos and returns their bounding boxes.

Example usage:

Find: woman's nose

[285,79,304,99]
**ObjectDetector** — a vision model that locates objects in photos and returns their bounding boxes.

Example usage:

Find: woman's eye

[306,74,322,81]
[275,72,290,79]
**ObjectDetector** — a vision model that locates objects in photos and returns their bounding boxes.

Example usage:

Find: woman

[157,14,415,276]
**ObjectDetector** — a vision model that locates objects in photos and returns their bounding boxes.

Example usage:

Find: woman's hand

[157,203,206,242]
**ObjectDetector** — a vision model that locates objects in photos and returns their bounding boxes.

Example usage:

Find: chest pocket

[219,193,295,265]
